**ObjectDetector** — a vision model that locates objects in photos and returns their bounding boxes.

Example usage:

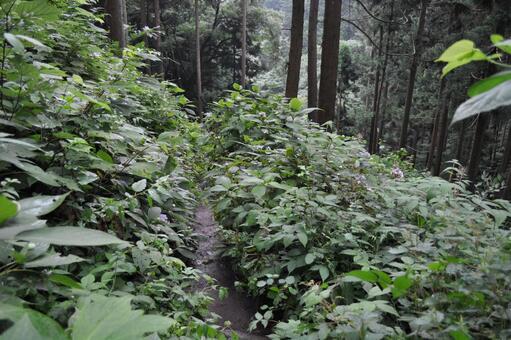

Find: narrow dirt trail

[194,206,267,340]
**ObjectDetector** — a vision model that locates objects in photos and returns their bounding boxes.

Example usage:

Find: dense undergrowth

[0,1,228,339]
[204,89,511,339]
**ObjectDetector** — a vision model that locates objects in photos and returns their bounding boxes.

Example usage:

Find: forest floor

[194,206,268,340]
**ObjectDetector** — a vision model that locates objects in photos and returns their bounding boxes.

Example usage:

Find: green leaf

[49,274,82,289]
[0,304,67,340]
[491,34,504,45]
[17,193,70,218]
[468,71,511,97]
[345,270,378,283]
[452,80,511,125]
[16,227,128,246]
[449,329,472,340]
[96,150,113,164]
[289,98,302,111]
[4,33,25,54]
[24,253,85,268]
[0,218,46,240]
[305,253,315,265]
[0,195,18,225]
[297,232,308,247]
[437,40,475,62]
[131,179,147,192]
[318,265,329,281]
[392,275,413,298]
[0,315,46,340]
[71,295,172,340]
[495,39,511,54]
[251,185,266,199]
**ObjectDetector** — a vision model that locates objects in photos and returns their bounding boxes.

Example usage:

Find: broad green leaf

[251,185,266,199]
[289,98,302,111]
[318,265,329,281]
[49,274,82,289]
[491,34,504,45]
[16,227,128,246]
[436,40,475,62]
[0,195,18,224]
[452,80,511,125]
[495,39,511,54]
[450,329,472,340]
[468,71,511,97]
[131,179,147,192]
[0,304,67,340]
[392,275,413,298]
[16,35,50,50]
[345,270,378,283]
[71,295,171,340]
[0,218,46,240]
[305,253,315,265]
[0,315,45,340]
[4,33,25,54]
[18,193,70,218]
[24,253,85,268]
[96,150,113,163]
[297,232,308,247]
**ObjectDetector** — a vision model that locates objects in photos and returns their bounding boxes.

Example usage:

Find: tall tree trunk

[152,0,164,76]
[377,81,389,153]
[500,123,511,173]
[195,0,203,117]
[432,94,450,176]
[285,0,305,98]
[307,0,319,120]
[427,76,445,171]
[467,114,490,183]
[105,0,127,49]
[317,0,342,126]
[456,120,466,163]
[241,0,248,87]
[368,25,384,153]
[398,0,430,149]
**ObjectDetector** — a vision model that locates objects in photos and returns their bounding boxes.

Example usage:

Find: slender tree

[285,0,305,99]
[427,76,445,171]
[195,0,203,117]
[152,0,164,76]
[307,0,319,119]
[432,93,450,176]
[398,0,430,149]
[105,0,127,49]
[241,0,248,87]
[317,0,342,126]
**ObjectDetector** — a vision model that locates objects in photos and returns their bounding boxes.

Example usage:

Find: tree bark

[307,0,319,120]
[105,0,127,49]
[195,0,203,117]
[500,123,511,174]
[152,0,164,76]
[285,0,305,98]
[317,0,343,126]
[368,25,384,153]
[398,0,430,149]
[455,120,466,163]
[467,114,490,183]
[432,93,450,176]
[427,76,445,171]
[377,81,389,153]
[241,0,248,87]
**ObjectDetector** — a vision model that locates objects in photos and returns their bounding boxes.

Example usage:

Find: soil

[194,206,268,340]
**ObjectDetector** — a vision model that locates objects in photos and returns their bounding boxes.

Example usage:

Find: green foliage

[0,0,221,338]
[204,89,511,339]
[437,35,511,124]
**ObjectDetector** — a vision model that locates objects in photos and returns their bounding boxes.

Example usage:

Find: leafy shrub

[205,88,511,339]
[0,1,223,338]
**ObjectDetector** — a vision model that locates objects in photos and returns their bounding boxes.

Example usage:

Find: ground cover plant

[205,88,511,339]
[0,1,226,338]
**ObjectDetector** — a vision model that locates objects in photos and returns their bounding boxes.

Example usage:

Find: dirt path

[194,206,267,340]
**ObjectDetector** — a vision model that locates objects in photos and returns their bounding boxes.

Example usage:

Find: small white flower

[391,167,404,179]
